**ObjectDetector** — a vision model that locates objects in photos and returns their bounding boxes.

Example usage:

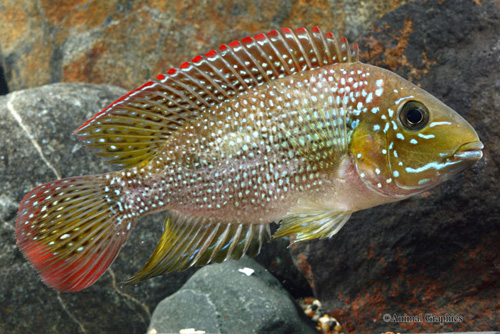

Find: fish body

[15,27,483,292]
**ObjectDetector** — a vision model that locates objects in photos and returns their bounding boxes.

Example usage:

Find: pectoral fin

[273,210,352,243]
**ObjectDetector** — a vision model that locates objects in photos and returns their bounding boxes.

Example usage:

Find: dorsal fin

[75,27,359,168]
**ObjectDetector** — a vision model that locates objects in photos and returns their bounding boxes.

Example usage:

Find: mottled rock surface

[291,0,500,332]
[148,257,316,334]
[0,0,408,93]
[0,83,199,334]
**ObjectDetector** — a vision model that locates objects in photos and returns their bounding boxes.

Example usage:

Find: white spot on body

[430,121,452,128]
[418,178,431,185]
[383,123,390,133]
[366,92,373,103]
[418,133,436,139]
[405,160,461,174]
[395,95,414,105]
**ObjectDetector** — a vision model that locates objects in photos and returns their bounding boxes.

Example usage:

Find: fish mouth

[452,141,484,161]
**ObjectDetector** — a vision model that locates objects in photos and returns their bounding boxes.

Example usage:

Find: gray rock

[0,83,197,334]
[148,257,316,334]
[254,235,313,299]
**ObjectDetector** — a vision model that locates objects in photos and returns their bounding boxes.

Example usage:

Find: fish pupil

[407,108,423,124]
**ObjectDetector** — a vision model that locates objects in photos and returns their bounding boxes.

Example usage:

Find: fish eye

[399,101,429,130]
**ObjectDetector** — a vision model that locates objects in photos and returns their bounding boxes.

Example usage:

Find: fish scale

[15,27,482,292]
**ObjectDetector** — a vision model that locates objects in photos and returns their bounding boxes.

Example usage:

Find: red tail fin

[16,175,135,292]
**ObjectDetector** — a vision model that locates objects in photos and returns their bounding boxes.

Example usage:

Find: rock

[148,257,316,334]
[255,230,314,299]
[0,0,409,93]
[291,0,500,332]
[0,62,7,95]
[0,83,197,334]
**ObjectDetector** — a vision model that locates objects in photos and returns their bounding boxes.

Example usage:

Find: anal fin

[274,210,352,243]
[125,212,271,284]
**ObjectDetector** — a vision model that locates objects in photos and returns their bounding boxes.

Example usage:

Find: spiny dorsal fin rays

[75,27,359,168]
[124,212,271,284]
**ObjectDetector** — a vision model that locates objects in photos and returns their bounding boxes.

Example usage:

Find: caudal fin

[16,175,135,292]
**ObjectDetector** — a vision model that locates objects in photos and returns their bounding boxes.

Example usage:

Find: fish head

[350,64,483,198]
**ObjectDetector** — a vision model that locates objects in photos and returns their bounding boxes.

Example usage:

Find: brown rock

[0,0,409,93]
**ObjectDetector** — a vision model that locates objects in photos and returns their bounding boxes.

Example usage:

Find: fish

[15,27,483,292]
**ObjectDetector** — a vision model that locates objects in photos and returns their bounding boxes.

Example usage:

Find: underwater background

[0,0,498,333]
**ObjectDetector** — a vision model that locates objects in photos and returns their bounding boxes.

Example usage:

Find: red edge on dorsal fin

[254,33,265,41]
[267,29,279,37]
[192,55,203,63]
[73,80,156,134]
[205,49,217,58]
[241,36,253,44]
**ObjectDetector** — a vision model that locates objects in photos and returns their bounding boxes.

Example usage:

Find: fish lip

[452,141,484,161]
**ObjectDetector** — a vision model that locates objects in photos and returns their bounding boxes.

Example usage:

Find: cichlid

[15,27,483,292]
